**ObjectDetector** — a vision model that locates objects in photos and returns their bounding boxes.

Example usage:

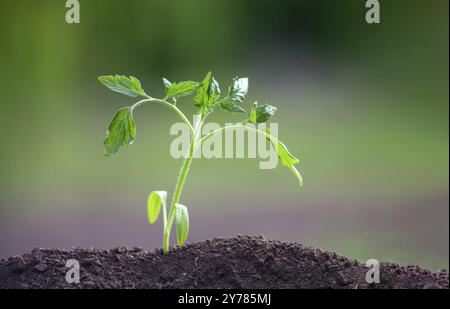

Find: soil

[0,235,448,289]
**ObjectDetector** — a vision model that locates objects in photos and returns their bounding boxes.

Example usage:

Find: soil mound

[0,236,447,289]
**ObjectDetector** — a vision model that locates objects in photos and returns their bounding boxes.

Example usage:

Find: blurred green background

[0,0,448,270]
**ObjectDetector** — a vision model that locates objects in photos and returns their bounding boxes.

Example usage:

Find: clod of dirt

[0,236,447,289]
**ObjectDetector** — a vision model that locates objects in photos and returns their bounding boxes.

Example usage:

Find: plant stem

[163,118,202,254]
[162,198,168,231]
[132,97,195,135]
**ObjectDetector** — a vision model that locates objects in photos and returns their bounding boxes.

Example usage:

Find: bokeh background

[0,0,448,270]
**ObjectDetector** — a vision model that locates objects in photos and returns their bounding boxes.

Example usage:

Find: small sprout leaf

[248,102,277,124]
[147,191,167,224]
[165,81,200,100]
[104,107,136,156]
[98,75,146,97]
[266,133,303,187]
[162,78,173,89]
[175,204,189,245]
[276,141,303,187]
[194,72,212,108]
[195,72,221,115]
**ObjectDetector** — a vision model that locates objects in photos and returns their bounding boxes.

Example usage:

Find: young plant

[99,72,303,253]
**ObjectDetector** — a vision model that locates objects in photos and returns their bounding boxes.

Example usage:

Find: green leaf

[165,81,200,99]
[98,75,146,97]
[103,107,136,156]
[221,101,246,113]
[147,191,167,224]
[266,132,303,187]
[211,78,221,97]
[227,77,249,104]
[275,141,303,187]
[248,102,277,124]
[194,72,212,108]
[220,77,248,113]
[195,72,221,115]
[175,204,189,245]
[162,78,172,89]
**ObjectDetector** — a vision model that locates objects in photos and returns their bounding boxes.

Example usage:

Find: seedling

[99,72,303,253]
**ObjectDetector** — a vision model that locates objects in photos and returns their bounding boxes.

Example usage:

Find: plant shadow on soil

[0,236,448,289]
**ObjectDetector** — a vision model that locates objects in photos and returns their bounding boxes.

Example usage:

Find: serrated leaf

[228,77,248,104]
[194,72,212,107]
[175,204,189,245]
[147,191,167,224]
[103,107,136,156]
[221,101,246,113]
[165,81,200,99]
[195,72,221,115]
[248,102,277,124]
[98,75,146,97]
[194,72,213,108]
[220,77,248,113]
[211,78,221,97]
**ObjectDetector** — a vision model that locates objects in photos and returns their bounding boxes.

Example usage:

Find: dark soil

[0,235,448,289]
